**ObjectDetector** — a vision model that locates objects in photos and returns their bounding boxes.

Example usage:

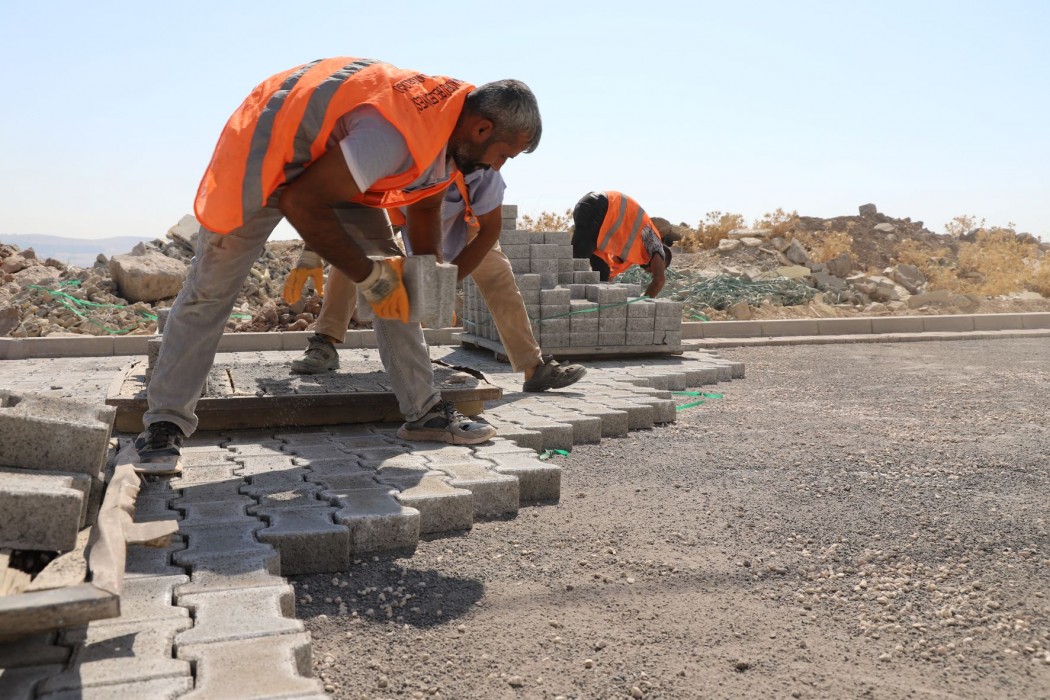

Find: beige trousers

[316,236,543,373]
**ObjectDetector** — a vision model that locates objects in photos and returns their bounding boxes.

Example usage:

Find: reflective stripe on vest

[594,192,654,279]
[194,58,473,233]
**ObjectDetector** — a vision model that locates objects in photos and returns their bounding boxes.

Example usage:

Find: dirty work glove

[359,257,410,323]
[282,249,325,304]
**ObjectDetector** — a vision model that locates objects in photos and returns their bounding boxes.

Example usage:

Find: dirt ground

[293,339,1050,700]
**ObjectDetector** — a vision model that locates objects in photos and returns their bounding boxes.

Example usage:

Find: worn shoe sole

[396,424,497,445]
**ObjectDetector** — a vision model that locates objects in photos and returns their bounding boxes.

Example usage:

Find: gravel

[294,338,1050,699]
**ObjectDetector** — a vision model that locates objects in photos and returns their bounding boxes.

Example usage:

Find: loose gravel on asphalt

[295,338,1050,700]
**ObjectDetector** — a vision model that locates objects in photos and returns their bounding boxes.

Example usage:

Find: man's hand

[359,257,410,322]
[282,249,325,304]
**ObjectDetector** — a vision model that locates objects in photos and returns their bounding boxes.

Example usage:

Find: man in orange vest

[571,191,672,298]
[284,168,586,392]
[135,58,542,470]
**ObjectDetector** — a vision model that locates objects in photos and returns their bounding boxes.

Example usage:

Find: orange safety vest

[194,57,474,234]
[593,191,661,279]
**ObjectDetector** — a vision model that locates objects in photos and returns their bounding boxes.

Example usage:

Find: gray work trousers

[144,202,441,436]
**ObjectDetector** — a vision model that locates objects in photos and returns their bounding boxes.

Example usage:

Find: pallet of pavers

[460,222,684,361]
[106,352,502,434]
[0,391,178,642]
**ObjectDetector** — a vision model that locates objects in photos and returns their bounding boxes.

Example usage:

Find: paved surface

[0,344,742,699]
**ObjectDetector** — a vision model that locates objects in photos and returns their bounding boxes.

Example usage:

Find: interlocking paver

[255,505,350,574]
[37,676,194,700]
[176,632,323,700]
[42,618,191,694]
[124,535,187,579]
[327,487,420,553]
[173,551,283,596]
[172,521,273,568]
[431,460,520,518]
[176,497,257,526]
[98,574,189,625]
[381,473,475,534]
[174,584,302,646]
[482,453,561,502]
[0,665,64,700]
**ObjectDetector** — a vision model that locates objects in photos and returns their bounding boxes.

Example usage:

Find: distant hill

[0,234,160,268]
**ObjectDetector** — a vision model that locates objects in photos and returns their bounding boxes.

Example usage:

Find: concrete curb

[3,313,1049,360]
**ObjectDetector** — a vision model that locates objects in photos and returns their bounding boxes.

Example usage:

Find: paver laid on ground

[0,343,743,698]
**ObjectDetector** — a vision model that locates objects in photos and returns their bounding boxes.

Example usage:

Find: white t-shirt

[399,168,506,260]
[328,105,454,195]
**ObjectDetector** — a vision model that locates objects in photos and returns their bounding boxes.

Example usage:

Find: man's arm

[404,187,450,262]
[278,147,374,283]
[450,206,501,280]
[644,252,667,297]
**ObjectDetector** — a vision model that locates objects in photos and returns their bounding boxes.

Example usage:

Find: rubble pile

[2,204,1048,338]
[666,203,1050,319]
[0,220,310,338]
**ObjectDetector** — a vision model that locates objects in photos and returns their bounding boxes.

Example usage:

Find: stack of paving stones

[461,204,684,353]
[0,391,115,552]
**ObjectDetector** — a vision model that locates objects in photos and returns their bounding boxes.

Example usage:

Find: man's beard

[452,142,491,174]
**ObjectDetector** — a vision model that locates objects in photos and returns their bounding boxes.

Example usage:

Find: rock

[848,274,904,302]
[906,290,954,308]
[728,300,753,320]
[0,306,19,336]
[769,236,789,252]
[740,237,765,248]
[863,302,890,314]
[774,265,811,280]
[826,252,852,278]
[784,240,809,265]
[728,228,772,240]
[811,270,846,292]
[108,250,188,303]
[2,254,27,274]
[886,264,926,294]
[873,223,897,233]
[718,239,742,253]
[859,203,878,216]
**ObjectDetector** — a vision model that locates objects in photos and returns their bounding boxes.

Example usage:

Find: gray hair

[465,79,542,153]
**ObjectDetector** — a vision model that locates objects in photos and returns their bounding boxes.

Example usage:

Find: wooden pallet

[459,333,684,363]
[106,360,502,433]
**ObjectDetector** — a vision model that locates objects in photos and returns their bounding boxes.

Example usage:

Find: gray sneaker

[291,334,339,374]
[523,355,587,392]
[397,401,496,445]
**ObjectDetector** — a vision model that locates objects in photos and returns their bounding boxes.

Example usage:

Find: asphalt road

[295,338,1050,700]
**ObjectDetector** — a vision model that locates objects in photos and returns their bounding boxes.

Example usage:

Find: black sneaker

[397,401,496,445]
[291,334,339,374]
[523,355,587,392]
[134,421,184,462]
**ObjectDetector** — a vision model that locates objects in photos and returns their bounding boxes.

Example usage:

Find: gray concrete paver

[176,632,323,700]
[174,584,302,647]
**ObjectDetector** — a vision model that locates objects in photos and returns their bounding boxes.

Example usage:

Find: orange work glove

[359,257,410,323]
[282,249,325,304]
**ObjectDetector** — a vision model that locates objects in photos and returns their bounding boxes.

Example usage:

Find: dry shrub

[753,208,799,236]
[677,211,746,251]
[1031,259,1050,297]
[791,229,854,263]
[957,227,1040,295]
[519,209,573,232]
[944,214,986,238]
[895,239,961,291]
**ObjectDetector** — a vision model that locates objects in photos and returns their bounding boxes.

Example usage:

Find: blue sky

[2,1,1047,242]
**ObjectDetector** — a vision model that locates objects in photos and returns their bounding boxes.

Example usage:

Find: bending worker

[135,57,543,468]
[284,168,587,393]
[571,191,673,298]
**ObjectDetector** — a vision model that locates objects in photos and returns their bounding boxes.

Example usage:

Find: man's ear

[471,117,494,142]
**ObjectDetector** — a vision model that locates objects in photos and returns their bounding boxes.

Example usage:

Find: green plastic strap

[676,400,704,411]
[538,449,570,461]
